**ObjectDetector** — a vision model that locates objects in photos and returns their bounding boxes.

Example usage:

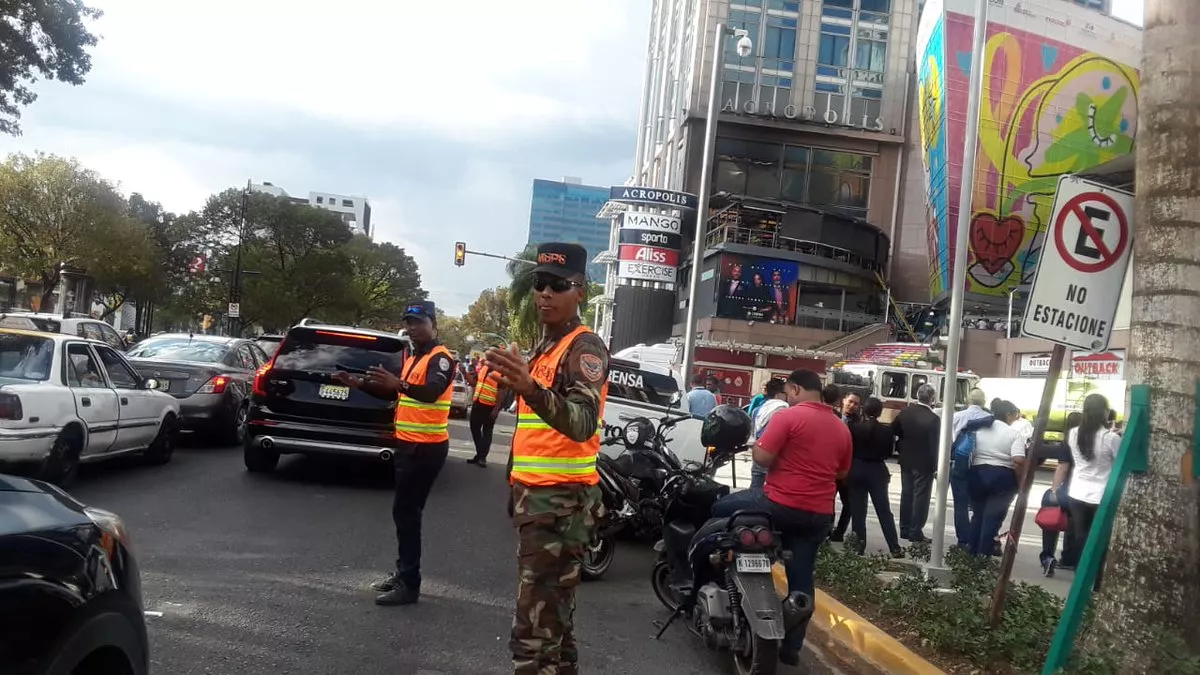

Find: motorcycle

[649,428,814,675]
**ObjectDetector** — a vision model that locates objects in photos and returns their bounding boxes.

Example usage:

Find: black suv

[243,324,409,473]
[0,474,148,675]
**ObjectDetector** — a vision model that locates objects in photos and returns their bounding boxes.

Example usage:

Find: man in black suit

[891,383,940,542]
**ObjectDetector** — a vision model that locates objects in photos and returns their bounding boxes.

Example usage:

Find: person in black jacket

[847,397,903,556]
[892,383,940,543]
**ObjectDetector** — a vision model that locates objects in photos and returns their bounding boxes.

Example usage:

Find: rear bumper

[252,435,396,460]
[175,393,229,428]
[0,427,59,462]
[246,409,397,459]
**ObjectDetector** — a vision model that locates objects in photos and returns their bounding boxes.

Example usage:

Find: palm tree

[1087,0,1200,666]
[506,246,539,348]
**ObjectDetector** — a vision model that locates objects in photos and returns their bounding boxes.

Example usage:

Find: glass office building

[526,178,611,281]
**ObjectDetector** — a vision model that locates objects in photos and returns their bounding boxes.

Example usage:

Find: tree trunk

[1086,0,1200,668]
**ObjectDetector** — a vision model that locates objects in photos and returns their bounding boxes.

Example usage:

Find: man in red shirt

[710,368,852,665]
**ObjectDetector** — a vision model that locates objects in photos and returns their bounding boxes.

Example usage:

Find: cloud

[0,0,648,314]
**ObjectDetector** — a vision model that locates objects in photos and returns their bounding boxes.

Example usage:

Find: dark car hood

[0,473,56,493]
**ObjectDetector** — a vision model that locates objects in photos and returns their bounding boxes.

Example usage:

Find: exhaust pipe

[379,450,393,461]
[782,591,815,636]
[259,437,274,450]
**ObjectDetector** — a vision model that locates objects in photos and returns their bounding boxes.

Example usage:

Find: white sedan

[0,328,182,485]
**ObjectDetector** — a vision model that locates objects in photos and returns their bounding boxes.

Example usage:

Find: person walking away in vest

[893,383,940,543]
[710,369,852,666]
[1066,394,1119,590]
[950,388,992,549]
[965,400,1026,557]
[466,354,508,467]
[686,373,717,419]
[484,242,609,675]
[825,384,855,542]
[847,397,904,556]
[334,301,455,606]
[1039,411,1082,576]
[749,377,789,489]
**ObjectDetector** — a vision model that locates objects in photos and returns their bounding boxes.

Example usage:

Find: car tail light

[754,527,774,547]
[0,392,22,420]
[196,375,230,394]
[252,357,276,397]
[737,527,757,548]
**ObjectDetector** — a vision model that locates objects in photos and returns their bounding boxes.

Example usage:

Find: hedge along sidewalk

[808,588,946,675]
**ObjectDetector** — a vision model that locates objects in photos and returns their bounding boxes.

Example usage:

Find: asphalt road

[68,416,844,675]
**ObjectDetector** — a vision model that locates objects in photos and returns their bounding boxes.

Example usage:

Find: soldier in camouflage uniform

[484,242,609,675]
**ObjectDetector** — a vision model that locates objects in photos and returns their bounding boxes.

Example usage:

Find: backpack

[950,416,994,478]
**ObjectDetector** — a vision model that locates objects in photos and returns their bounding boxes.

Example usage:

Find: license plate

[318,384,350,401]
[735,553,772,574]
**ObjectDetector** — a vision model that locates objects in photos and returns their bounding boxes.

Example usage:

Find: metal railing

[703,224,885,272]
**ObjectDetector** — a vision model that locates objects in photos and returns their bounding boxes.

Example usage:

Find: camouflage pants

[510,481,604,675]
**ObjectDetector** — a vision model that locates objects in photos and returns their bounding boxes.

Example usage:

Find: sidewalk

[712,454,1072,598]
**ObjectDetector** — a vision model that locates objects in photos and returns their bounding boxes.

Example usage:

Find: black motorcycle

[650,406,814,675]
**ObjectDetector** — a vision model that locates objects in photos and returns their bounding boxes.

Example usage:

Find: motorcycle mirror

[669,391,682,407]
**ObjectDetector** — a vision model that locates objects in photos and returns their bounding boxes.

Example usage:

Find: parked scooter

[650,405,814,675]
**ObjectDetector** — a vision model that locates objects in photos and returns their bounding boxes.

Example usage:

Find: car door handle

[81,397,91,407]
[121,397,129,405]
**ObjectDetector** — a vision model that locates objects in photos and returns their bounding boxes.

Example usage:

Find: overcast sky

[0,0,1142,314]
[0,0,650,314]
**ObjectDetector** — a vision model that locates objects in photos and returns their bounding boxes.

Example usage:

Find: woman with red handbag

[1037,412,1082,577]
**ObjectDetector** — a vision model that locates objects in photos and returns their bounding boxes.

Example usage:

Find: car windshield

[0,333,55,381]
[128,338,229,363]
[255,337,283,356]
[274,328,405,373]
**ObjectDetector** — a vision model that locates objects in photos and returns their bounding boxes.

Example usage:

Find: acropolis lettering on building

[724,100,884,132]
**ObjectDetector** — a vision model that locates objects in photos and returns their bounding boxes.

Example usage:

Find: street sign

[1022,175,1133,352]
[228,302,240,318]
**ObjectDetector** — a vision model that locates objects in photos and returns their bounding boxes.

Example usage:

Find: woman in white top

[965,400,1028,556]
[1067,393,1120,589]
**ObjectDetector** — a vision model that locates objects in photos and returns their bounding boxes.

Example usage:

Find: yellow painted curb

[811,589,946,675]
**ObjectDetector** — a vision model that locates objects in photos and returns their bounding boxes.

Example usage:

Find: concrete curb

[808,589,946,675]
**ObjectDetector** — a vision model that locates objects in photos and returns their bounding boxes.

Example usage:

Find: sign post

[227,302,240,319]
[989,175,1135,626]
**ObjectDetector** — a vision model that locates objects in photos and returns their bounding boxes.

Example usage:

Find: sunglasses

[533,275,584,293]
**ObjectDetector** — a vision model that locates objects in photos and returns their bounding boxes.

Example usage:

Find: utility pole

[227,180,250,336]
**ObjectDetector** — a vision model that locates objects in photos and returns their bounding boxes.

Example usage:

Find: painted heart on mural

[969,213,1025,276]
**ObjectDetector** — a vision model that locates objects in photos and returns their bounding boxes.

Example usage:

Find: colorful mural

[916,0,1141,301]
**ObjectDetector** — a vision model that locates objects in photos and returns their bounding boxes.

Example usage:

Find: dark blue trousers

[966,464,1018,556]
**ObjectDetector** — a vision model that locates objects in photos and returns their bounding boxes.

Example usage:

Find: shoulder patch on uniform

[438,358,450,371]
[578,353,604,383]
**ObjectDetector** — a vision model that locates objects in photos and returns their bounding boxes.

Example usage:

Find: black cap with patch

[531,242,588,279]
[403,300,436,322]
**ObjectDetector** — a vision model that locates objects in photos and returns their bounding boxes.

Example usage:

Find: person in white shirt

[749,378,789,489]
[965,400,1027,556]
[1067,393,1120,589]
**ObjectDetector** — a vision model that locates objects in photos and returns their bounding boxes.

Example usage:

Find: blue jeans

[710,489,832,655]
[749,462,767,489]
[949,465,972,548]
[966,464,1018,556]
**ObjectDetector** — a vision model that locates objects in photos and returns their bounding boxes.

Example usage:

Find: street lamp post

[227,180,250,337]
[679,23,752,383]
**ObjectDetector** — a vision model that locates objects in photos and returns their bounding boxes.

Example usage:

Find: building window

[808,150,872,214]
[814,0,891,128]
[721,1,800,114]
[316,196,324,204]
[781,146,809,202]
[712,137,873,216]
[342,199,354,207]
[818,26,851,68]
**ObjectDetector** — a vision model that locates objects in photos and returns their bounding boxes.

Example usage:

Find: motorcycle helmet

[700,404,752,450]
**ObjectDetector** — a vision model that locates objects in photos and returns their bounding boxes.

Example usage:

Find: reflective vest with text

[394,345,453,443]
[510,326,608,487]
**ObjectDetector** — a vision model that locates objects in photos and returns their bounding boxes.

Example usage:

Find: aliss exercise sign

[1022,175,1133,352]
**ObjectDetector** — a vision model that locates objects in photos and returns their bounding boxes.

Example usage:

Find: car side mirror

[669,391,682,407]
[142,378,160,391]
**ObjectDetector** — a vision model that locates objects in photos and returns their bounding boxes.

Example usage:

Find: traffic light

[201,315,213,331]
[454,242,466,267]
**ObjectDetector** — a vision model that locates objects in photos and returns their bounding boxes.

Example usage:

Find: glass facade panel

[814,0,892,125]
[781,146,809,202]
[712,138,873,215]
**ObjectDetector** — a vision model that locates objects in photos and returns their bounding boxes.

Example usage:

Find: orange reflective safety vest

[394,345,453,443]
[473,365,501,406]
[510,325,608,487]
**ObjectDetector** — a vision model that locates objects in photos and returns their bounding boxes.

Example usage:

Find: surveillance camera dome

[736,35,753,58]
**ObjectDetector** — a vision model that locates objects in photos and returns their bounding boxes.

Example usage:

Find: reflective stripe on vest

[509,325,608,487]
[473,365,500,405]
[394,345,453,443]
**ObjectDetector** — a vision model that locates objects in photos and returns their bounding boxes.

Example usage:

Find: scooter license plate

[735,553,772,573]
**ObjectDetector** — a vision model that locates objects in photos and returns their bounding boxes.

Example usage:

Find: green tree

[461,286,510,343]
[0,1,102,135]
[581,282,603,328]
[81,216,161,319]
[343,235,426,329]
[0,152,127,310]
[435,311,469,355]
[506,246,539,348]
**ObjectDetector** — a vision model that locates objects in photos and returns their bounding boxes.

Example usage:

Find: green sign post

[1042,384,1151,674]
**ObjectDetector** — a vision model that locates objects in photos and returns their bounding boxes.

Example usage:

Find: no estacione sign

[1022,175,1133,352]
